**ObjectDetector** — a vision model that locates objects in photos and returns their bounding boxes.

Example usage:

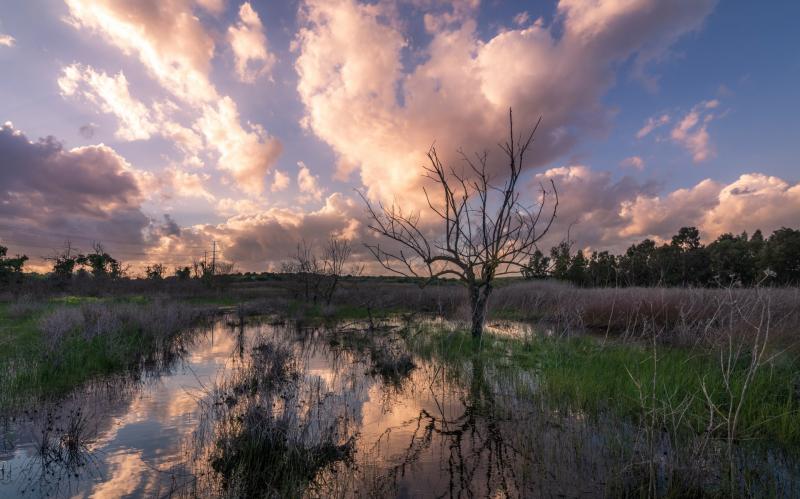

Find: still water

[2,317,797,498]
[0,318,582,498]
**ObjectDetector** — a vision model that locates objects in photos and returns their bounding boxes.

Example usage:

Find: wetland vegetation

[0,276,799,498]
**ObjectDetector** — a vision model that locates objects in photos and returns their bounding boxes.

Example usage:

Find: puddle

[0,317,796,498]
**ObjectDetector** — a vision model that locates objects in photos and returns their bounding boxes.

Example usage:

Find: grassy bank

[0,296,215,409]
[410,326,800,449]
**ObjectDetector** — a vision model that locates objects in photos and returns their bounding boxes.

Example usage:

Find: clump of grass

[1,300,214,409]
[209,340,354,498]
[6,295,45,320]
[369,344,415,384]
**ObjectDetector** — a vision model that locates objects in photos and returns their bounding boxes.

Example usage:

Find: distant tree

[760,227,800,285]
[670,226,711,286]
[618,239,656,286]
[587,250,617,287]
[549,241,571,281]
[566,249,588,286]
[77,243,122,279]
[174,266,191,280]
[48,241,81,281]
[322,238,354,305]
[284,238,355,305]
[522,249,550,279]
[0,245,28,285]
[362,111,558,339]
[145,263,166,280]
[708,232,756,286]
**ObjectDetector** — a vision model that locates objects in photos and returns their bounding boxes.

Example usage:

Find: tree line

[523,226,800,287]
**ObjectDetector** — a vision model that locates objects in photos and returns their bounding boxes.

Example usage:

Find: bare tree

[322,238,353,305]
[361,110,558,339]
[283,238,356,305]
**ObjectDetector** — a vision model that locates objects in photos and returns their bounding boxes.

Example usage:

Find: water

[0,318,555,498]
[1,317,796,498]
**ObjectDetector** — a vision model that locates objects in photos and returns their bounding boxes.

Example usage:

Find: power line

[0,239,216,263]
[0,224,209,250]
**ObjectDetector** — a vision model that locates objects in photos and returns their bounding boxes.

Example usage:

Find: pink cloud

[294,0,717,209]
[670,99,719,163]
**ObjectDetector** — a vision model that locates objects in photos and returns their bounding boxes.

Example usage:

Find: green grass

[410,327,800,448]
[0,296,213,409]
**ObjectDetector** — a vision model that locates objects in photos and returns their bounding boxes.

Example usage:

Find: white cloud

[58,64,158,141]
[195,0,226,15]
[528,165,800,253]
[166,168,216,201]
[0,34,15,47]
[296,161,324,202]
[228,2,276,82]
[271,169,290,192]
[195,97,282,194]
[636,113,670,139]
[670,99,719,163]
[64,0,282,192]
[620,156,645,170]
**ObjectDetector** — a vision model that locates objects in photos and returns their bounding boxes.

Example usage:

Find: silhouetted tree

[522,249,550,279]
[145,263,165,280]
[708,232,756,286]
[527,225,800,288]
[566,249,588,286]
[77,243,122,279]
[174,266,192,280]
[0,245,28,285]
[549,241,572,281]
[48,241,80,282]
[761,227,800,284]
[362,110,558,339]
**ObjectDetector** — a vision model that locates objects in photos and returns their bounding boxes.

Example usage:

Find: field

[0,277,798,497]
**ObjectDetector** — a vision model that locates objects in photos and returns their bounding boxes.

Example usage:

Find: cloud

[0,34,15,47]
[228,2,276,82]
[155,214,182,237]
[64,0,217,104]
[530,164,800,253]
[270,169,290,192]
[79,123,98,139]
[195,0,226,15]
[618,178,722,240]
[59,64,158,141]
[636,113,670,139]
[670,99,719,163]
[63,0,282,192]
[164,168,216,201]
[702,173,800,236]
[294,0,717,207]
[297,161,324,202]
[620,156,645,170]
[195,97,282,193]
[0,122,151,259]
[513,12,530,26]
[533,165,659,249]
[197,192,365,270]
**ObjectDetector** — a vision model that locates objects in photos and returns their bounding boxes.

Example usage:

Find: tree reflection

[377,358,529,498]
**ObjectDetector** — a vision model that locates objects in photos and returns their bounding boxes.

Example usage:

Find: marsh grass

[0,298,214,410]
[411,326,799,445]
[204,337,355,498]
[406,317,800,497]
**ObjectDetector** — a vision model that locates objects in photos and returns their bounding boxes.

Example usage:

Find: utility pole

[211,240,217,276]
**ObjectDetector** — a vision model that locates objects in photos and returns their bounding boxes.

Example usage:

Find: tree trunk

[469,284,492,339]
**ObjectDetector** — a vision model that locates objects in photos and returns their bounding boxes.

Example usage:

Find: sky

[0,0,798,273]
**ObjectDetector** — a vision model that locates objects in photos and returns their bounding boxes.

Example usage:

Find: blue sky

[0,0,798,271]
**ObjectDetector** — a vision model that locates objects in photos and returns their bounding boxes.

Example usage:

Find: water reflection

[1,316,796,498]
